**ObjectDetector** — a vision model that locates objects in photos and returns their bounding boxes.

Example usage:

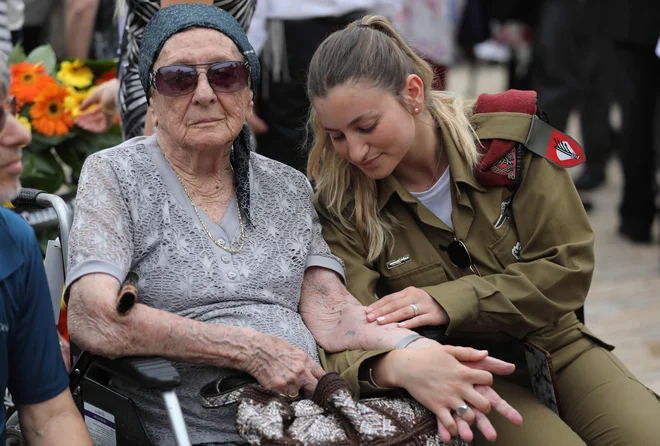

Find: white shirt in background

[248,0,403,54]
[390,0,466,66]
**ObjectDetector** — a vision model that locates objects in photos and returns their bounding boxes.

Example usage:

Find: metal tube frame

[162,390,192,446]
[36,193,72,272]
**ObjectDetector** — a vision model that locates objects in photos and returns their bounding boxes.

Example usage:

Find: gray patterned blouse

[66,135,345,445]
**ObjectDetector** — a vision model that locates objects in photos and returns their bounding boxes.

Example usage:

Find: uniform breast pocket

[488,219,522,270]
[380,262,449,295]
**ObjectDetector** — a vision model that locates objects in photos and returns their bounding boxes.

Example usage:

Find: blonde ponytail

[307,15,480,262]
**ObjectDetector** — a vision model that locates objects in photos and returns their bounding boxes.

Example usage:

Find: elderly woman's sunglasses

[444,239,482,277]
[151,61,249,97]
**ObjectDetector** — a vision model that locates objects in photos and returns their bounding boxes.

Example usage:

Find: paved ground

[448,63,660,393]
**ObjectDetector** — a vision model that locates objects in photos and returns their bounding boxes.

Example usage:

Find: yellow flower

[57,60,94,89]
[17,115,31,133]
[64,86,95,118]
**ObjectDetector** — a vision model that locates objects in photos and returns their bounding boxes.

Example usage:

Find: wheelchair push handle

[11,188,73,272]
[11,187,45,207]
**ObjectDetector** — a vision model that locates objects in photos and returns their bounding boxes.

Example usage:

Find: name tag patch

[386,254,411,270]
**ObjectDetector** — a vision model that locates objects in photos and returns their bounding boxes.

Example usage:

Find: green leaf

[27,45,57,75]
[8,45,27,64]
[54,144,84,178]
[67,128,122,156]
[29,131,78,153]
[21,150,66,193]
[80,58,119,74]
[108,123,123,136]
[53,128,122,179]
[24,140,50,153]
[17,103,31,119]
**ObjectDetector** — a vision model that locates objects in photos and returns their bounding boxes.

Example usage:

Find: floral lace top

[66,134,344,445]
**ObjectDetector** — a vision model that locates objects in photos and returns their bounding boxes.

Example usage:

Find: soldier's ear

[401,74,425,115]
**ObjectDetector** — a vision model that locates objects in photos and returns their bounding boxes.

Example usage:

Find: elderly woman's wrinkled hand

[243,332,326,397]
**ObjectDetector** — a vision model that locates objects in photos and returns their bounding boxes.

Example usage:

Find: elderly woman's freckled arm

[69,267,420,364]
[68,274,258,366]
[299,267,426,353]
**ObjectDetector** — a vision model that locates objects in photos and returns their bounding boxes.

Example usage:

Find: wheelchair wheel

[5,411,25,446]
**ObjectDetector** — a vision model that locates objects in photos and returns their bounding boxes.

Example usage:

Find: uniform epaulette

[471,89,585,189]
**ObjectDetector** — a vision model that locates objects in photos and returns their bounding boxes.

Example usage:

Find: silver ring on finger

[409,303,420,317]
[279,391,299,399]
[455,404,469,416]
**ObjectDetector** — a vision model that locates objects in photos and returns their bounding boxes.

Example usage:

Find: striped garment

[118,0,256,140]
[0,0,12,56]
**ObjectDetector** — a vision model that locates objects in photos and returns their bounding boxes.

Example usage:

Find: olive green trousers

[474,345,660,445]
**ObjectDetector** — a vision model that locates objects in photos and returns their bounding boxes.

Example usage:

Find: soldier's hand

[365,286,449,328]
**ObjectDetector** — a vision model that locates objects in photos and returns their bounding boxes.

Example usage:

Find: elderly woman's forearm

[68,274,259,370]
[300,267,421,352]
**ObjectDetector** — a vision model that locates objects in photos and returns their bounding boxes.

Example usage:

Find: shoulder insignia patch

[525,115,585,168]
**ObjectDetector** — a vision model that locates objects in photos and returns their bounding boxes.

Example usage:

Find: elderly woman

[66,5,522,445]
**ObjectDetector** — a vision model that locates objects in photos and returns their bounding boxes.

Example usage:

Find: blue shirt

[0,207,69,443]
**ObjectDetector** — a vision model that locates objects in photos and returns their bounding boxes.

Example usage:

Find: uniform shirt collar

[377,119,485,211]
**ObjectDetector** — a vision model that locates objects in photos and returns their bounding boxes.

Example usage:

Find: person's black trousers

[255,11,365,173]
[614,41,660,235]
[532,0,615,173]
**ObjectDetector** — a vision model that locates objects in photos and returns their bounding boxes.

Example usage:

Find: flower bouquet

[8,44,123,193]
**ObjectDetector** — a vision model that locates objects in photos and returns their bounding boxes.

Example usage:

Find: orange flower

[10,62,56,106]
[30,84,74,137]
[96,69,117,85]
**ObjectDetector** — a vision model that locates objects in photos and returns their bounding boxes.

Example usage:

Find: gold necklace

[174,172,245,254]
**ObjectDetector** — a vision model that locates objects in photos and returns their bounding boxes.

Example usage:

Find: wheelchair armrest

[92,356,181,390]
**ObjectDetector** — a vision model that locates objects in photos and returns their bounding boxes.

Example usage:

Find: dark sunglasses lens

[447,240,472,269]
[155,65,198,96]
[207,62,248,92]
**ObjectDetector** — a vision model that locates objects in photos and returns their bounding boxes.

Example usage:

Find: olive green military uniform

[316,116,660,445]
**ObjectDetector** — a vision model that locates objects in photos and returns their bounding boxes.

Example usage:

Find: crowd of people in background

[0,0,657,243]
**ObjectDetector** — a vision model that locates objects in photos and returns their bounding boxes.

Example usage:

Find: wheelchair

[5,188,192,446]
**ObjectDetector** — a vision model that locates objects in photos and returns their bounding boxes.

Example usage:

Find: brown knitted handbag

[234,372,471,446]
